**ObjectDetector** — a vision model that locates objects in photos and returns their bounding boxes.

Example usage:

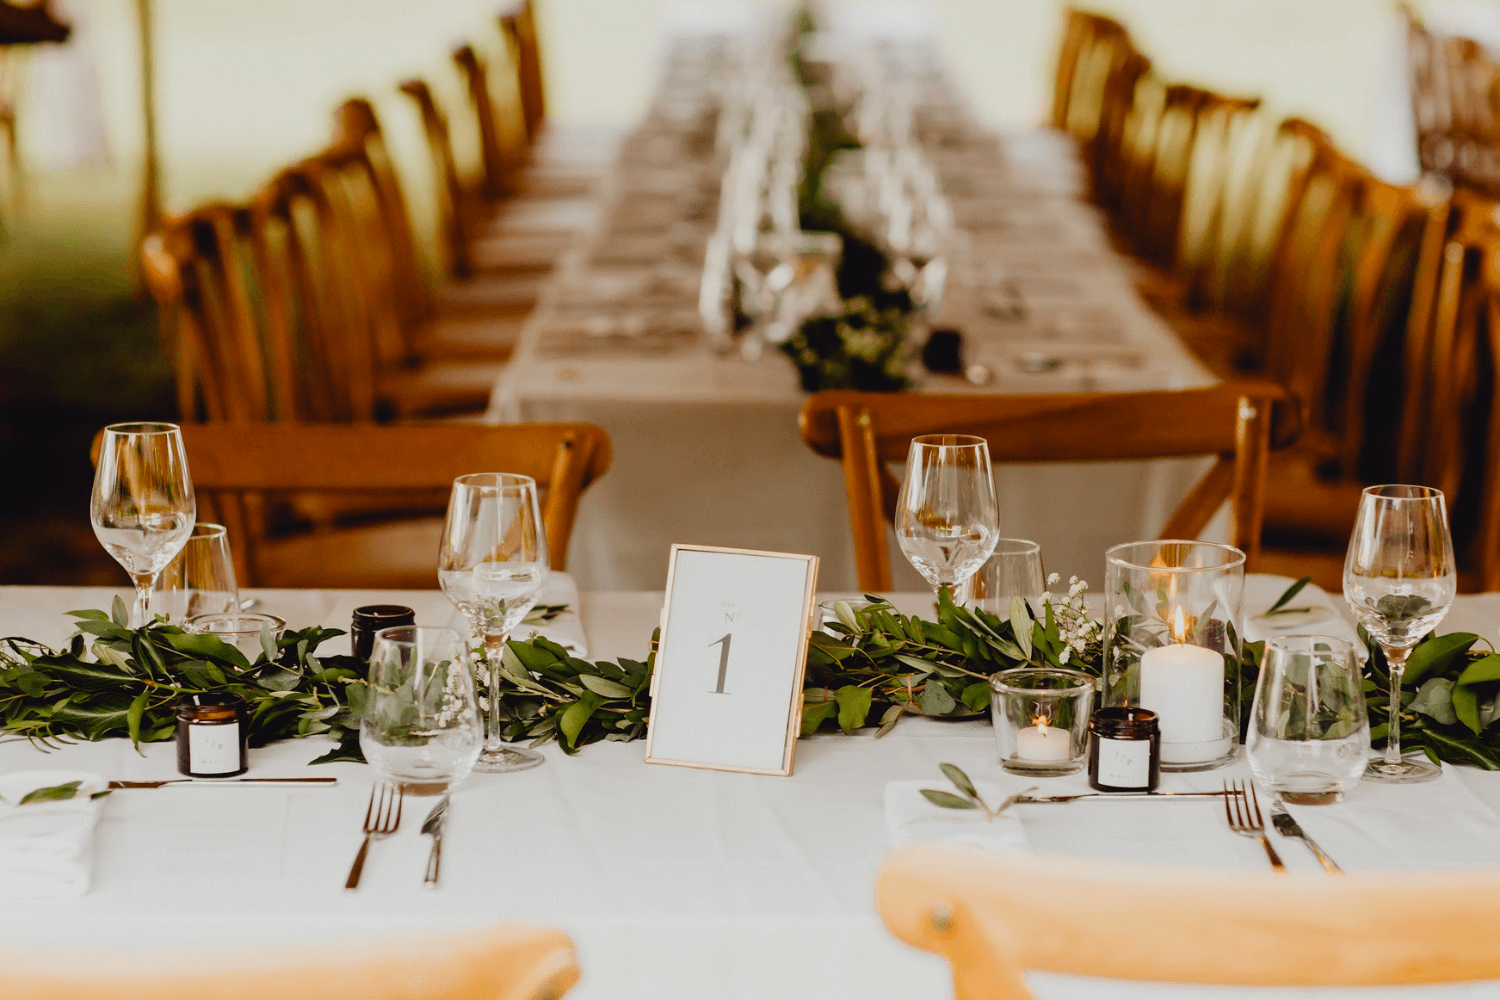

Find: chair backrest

[798,383,1292,591]
[141,204,268,425]
[0,923,579,1000]
[501,0,546,140]
[454,42,531,200]
[399,77,475,278]
[877,846,1500,999]
[332,98,434,334]
[92,422,612,583]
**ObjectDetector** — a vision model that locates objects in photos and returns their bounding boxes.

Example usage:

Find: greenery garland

[5,583,1500,770]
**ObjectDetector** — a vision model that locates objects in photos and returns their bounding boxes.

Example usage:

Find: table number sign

[644,544,819,775]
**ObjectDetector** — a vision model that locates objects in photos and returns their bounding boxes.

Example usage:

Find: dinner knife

[1269,799,1343,874]
[1013,790,1230,804]
[422,795,449,888]
[108,777,339,789]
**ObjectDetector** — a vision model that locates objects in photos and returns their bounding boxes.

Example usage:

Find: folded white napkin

[0,770,108,898]
[884,779,1029,852]
[1242,573,1360,647]
[445,572,589,658]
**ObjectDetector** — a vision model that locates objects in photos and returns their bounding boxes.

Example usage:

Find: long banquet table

[4,583,1500,999]
[487,15,1220,593]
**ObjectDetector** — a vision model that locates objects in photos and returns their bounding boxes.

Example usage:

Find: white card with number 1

[644,545,819,775]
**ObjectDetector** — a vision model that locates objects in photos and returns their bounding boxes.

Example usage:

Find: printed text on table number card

[708,633,732,694]
[1095,736,1151,788]
[188,722,241,775]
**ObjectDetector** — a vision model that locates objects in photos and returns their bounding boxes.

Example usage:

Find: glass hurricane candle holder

[1104,541,1245,771]
[989,667,1095,776]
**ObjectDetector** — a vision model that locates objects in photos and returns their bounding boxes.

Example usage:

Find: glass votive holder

[989,667,1096,776]
[1103,540,1245,772]
[185,612,287,663]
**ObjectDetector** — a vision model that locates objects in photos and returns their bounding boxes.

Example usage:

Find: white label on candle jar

[188,723,240,775]
[1095,736,1151,788]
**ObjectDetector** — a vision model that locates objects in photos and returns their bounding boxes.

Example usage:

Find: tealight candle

[1015,718,1071,762]
[1138,607,1224,747]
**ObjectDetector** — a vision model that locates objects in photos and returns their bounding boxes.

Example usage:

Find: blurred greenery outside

[0,169,172,584]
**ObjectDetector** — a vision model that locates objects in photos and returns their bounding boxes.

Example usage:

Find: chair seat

[254,515,445,589]
[414,312,526,360]
[433,272,544,314]
[482,196,597,237]
[378,360,505,419]
[1262,448,1365,542]
[1255,544,1347,592]
[470,232,572,274]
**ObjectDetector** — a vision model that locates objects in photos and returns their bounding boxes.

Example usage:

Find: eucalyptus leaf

[919,789,977,810]
[20,780,82,805]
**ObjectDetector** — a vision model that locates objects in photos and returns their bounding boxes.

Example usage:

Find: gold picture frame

[644,544,820,776]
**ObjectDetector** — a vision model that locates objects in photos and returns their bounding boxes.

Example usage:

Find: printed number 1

[708,633,731,694]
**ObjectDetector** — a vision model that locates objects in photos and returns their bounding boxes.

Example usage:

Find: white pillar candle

[1015,722,1071,762]
[1138,638,1224,745]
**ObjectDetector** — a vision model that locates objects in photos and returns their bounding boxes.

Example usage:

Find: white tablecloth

[2,583,1500,998]
[488,27,1216,593]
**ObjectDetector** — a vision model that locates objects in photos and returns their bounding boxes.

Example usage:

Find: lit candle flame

[1033,713,1051,730]
[1171,606,1189,643]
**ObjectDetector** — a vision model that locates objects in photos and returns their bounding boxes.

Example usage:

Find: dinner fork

[344,783,404,890]
[1223,780,1284,872]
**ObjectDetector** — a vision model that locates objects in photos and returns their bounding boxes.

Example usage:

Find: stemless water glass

[91,422,197,627]
[964,538,1045,617]
[1343,485,1457,783]
[360,626,482,794]
[895,434,999,601]
[156,523,238,623]
[1246,636,1370,804]
[439,473,549,773]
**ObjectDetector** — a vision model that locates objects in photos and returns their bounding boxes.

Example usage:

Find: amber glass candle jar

[1087,706,1161,792]
[176,693,249,777]
[351,605,416,661]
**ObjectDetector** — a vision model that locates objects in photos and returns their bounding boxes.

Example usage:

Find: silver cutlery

[1270,797,1343,874]
[345,783,403,891]
[1014,790,1230,804]
[1223,780,1285,872]
[421,795,449,888]
[109,777,339,789]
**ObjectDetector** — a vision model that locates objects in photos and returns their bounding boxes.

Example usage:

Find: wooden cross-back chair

[878,847,1500,1000]
[1172,93,1266,299]
[91,422,611,588]
[1406,6,1500,197]
[798,384,1294,592]
[0,924,578,1000]
[399,76,569,281]
[141,204,279,425]
[332,97,539,328]
[501,0,545,142]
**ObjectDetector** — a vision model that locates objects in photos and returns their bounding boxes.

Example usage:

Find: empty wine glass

[156,523,238,623]
[964,538,1045,618]
[91,422,196,627]
[896,434,999,601]
[1343,485,1457,783]
[439,473,549,773]
[361,626,482,794]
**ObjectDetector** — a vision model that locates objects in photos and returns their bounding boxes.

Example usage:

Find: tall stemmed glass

[1343,485,1457,783]
[439,473,549,773]
[896,434,999,602]
[90,422,196,627]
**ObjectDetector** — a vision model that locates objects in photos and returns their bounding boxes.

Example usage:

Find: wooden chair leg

[1230,394,1273,571]
[836,405,892,592]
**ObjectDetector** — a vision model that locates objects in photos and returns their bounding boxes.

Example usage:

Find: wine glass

[156,523,239,623]
[439,473,549,773]
[895,434,999,602]
[91,422,197,627]
[1343,484,1457,783]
